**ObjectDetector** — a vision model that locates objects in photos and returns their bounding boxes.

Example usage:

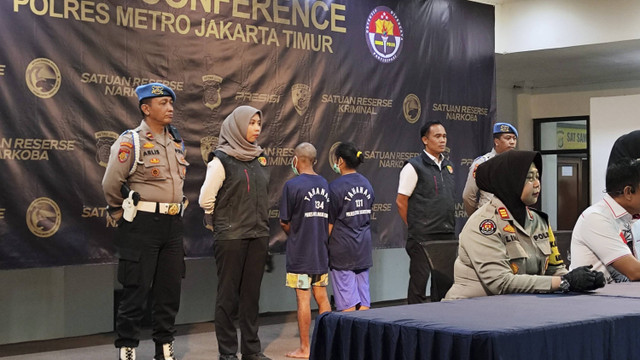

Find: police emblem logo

[118,148,130,163]
[94,131,118,168]
[498,207,509,219]
[446,165,453,174]
[26,197,61,238]
[202,74,222,110]
[258,156,267,166]
[143,142,155,148]
[402,94,421,124]
[365,6,404,63]
[200,136,218,164]
[503,224,516,233]
[291,83,310,116]
[151,85,164,96]
[168,203,180,216]
[151,168,161,177]
[509,262,519,274]
[25,58,62,98]
[479,219,497,235]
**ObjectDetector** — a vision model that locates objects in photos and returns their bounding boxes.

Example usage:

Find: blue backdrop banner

[0,0,495,269]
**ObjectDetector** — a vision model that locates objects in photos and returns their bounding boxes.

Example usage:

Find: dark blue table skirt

[310,284,640,360]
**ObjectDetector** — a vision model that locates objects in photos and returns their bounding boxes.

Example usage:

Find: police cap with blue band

[493,122,518,138]
[135,83,176,103]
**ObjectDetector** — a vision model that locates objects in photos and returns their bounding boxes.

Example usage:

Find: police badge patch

[95,131,118,167]
[291,84,310,116]
[200,136,218,164]
[118,148,130,163]
[202,74,222,110]
[479,219,497,235]
[258,156,267,166]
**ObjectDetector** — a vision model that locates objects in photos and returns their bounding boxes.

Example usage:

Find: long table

[310,283,640,360]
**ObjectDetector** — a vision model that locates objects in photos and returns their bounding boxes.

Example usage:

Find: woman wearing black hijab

[608,130,640,167]
[445,150,604,299]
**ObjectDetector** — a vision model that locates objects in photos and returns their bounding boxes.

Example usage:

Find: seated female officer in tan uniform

[445,150,605,300]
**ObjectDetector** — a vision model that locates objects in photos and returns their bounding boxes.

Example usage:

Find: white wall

[492,0,640,53]
[498,85,640,212]
[590,94,640,203]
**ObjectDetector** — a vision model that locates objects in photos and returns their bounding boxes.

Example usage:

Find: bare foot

[286,348,309,359]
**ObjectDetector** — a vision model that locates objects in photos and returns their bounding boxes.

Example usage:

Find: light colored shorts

[286,273,329,289]
[330,269,371,311]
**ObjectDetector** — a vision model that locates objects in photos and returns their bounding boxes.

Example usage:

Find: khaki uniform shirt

[102,120,189,214]
[445,197,568,300]
[462,149,495,216]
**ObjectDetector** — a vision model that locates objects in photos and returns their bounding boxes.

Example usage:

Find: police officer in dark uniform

[102,83,189,360]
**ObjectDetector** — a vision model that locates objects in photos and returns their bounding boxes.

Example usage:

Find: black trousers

[405,232,455,304]
[214,237,268,356]
[114,212,184,348]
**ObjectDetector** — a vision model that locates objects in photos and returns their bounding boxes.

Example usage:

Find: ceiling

[496,39,640,90]
[468,0,640,90]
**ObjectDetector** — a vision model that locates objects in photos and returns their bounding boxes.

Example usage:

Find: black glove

[203,213,214,232]
[563,265,603,292]
[594,270,606,289]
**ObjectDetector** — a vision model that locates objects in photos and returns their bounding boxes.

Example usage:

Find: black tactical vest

[406,152,455,238]
[212,150,270,240]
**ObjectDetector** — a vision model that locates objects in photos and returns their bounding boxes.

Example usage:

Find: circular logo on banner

[25,58,62,98]
[328,141,341,168]
[403,94,421,123]
[26,197,62,238]
[365,6,404,63]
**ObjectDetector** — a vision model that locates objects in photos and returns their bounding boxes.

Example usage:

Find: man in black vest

[396,121,456,304]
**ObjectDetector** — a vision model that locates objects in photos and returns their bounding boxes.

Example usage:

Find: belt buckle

[167,203,180,216]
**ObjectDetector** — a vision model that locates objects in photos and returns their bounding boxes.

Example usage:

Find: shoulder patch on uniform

[503,224,516,233]
[509,262,519,274]
[118,148,130,163]
[143,142,154,148]
[120,141,133,148]
[498,207,509,219]
[479,219,497,235]
[258,156,267,167]
[446,165,453,174]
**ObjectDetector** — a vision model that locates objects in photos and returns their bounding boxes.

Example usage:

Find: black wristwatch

[559,277,571,293]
